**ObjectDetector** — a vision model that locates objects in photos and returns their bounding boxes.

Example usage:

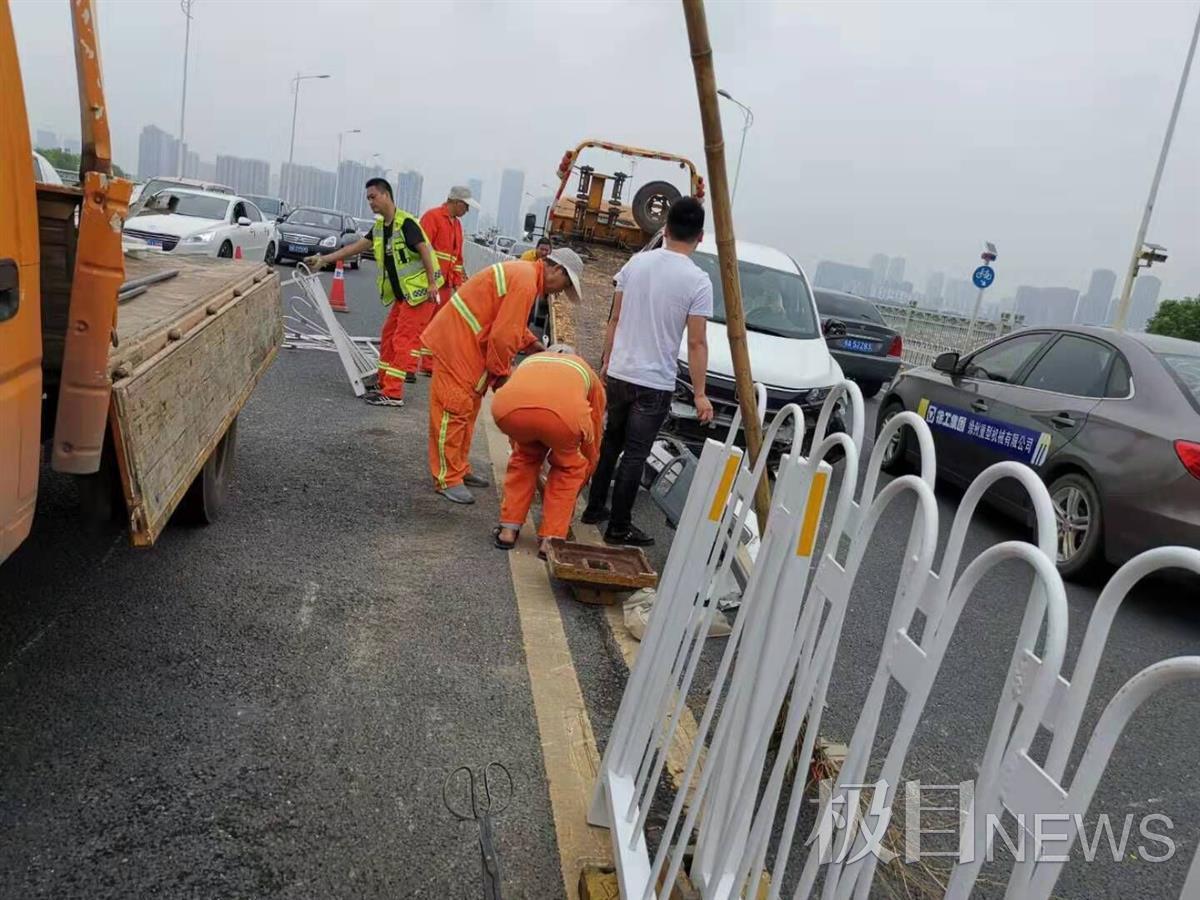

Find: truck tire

[178,417,238,525]
[632,180,682,235]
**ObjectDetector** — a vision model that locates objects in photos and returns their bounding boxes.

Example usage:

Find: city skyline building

[280,162,336,209]
[1074,268,1117,325]
[1128,275,1163,331]
[137,124,179,179]
[497,168,525,238]
[1014,285,1080,327]
[813,260,874,296]
[464,177,483,233]
[215,154,270,196]
[868,253,888,292]
[335,159,388,218]
[924,271,945,306]
[35,129,56,150]
[885,256,906,286]
[394,170,424,215]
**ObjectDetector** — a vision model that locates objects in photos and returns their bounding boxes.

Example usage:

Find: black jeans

[586,376,673,532]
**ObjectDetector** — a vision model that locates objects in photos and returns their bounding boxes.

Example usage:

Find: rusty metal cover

[544,540,658,589]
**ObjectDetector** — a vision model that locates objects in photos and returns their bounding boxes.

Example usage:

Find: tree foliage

[1146,297,1200,342]
[35,146,127,179]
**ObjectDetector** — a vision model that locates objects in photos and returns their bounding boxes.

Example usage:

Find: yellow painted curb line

[481,398,612,897]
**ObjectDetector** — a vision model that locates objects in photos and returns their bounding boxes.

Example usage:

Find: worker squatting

[305,177,598,556]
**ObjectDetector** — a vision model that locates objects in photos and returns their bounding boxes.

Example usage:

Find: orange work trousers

[417,287,451,375]
[428,367,483,490]
[377,300,433,398]
[495,406,589,539]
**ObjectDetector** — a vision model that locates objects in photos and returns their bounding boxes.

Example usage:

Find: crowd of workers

[306,178,714,555]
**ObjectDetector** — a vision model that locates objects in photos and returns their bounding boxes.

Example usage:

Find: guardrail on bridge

[876,303,1021,369]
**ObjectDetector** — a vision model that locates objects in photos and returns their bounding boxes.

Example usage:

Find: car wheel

[1049,472,1104,580]
[264,241,276,264]
[877,399,911,475]
[858,379,883,399]
[217,240,233,259]
[177,418,237,525]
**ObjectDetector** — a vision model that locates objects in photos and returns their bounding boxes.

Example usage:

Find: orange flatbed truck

[0,0,281,565]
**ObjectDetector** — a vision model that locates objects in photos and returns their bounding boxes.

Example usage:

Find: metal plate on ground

[544,540,658,590]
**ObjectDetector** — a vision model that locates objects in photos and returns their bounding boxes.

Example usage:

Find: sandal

[493,525,519,550]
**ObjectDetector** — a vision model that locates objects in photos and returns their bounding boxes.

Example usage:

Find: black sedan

[813,289,902,398]
[877,326,1200,579]
[275,207,363,268]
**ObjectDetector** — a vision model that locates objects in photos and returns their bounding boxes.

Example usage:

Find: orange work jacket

[419,204,465,290]
[421,260,544,394]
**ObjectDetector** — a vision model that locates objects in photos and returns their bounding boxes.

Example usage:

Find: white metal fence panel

[877,305,1020,369]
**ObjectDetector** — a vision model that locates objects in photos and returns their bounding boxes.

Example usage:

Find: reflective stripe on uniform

[520,354,592,391]
[451,293,483,334]
[491,263,507,297]
[475,371,489,393]
[436,410,451,488]
[435,251,456,261]
[378,363,406,378]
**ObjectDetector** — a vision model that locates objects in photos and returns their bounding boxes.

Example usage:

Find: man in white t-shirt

[581,196,714,547]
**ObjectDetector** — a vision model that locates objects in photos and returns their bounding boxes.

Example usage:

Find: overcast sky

[13,0,1200,300]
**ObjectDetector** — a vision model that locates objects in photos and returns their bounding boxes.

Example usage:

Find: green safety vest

[372,210,443,306]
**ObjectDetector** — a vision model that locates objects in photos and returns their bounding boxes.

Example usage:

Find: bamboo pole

[682,0,770,532]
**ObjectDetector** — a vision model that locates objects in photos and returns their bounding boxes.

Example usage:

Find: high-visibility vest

[372,210,443,306]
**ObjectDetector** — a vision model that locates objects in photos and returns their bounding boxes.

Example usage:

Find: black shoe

[580,506,611,525]
[604,524,654,547]
[463,473,490,488]
[405,372,417,384]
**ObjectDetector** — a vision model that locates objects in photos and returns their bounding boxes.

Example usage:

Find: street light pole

[717,88,753,205]
[1112,8,1199,331]
[286,72,330,203]
[176,0,195,177]
[333,128,361,211]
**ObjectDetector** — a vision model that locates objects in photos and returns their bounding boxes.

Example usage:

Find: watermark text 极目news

[811,780,1175,865]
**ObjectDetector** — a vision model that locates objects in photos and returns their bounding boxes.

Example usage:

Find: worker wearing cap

[492,346,605,556]
[415,186,476,378]
[305,177,441,407]
[420,248,585,504]
[520,236,552,262]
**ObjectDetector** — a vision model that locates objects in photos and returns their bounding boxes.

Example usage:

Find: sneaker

[420,369,433,377]
[603,524,654,547]
[365,393,404,407]
[438,484,475,504]
[405,372,417,384]
[463,473,490,488]
[580,506,610,525]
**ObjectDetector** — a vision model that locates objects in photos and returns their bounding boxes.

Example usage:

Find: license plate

[143,238,162,249]
[289,244,308,254]
[840,338,877,353]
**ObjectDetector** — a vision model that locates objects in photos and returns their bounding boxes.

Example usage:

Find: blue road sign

[973,265,995,289]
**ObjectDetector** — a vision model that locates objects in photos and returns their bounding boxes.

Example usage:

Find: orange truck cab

[0,0,281,566]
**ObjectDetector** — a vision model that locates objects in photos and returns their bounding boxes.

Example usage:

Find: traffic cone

[329,259,350,313]
[233,244,243,260]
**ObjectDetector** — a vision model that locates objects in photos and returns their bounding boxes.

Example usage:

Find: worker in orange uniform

[420,248,585,505]
[415,185,476,379]
[491,347,605,557]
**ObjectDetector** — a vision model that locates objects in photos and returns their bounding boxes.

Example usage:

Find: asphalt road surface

[1,259,1196,898]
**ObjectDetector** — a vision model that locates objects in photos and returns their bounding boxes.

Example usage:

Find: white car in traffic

[123,188,278,261]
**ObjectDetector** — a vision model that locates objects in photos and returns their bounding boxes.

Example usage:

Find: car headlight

[182,231,215,244]
[319,235,337,248]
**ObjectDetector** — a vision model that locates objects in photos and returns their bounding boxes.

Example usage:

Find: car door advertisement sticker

[917,397,1052,466]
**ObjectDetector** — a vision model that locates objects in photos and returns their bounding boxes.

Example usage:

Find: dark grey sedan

[814,289,902,398]
[877,326,1200,579]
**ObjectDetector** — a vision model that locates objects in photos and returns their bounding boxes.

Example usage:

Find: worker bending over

[417,186,476,377]
[420,249,584,504]
[305,177,441,407]
[492,347,605,556]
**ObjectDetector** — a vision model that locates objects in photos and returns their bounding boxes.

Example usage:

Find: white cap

[447,185,479,208]
[546,247,584,300]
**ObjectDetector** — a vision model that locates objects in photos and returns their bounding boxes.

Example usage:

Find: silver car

[877,326,1200,579]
